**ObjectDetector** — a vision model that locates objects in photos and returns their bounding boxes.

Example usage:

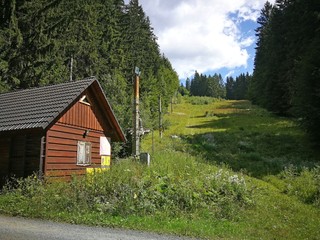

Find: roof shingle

[0,78,96,132]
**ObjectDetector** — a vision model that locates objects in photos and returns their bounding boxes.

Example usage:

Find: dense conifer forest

[250,0,320,142]
[1,0,320,144]
[0,0,179,131]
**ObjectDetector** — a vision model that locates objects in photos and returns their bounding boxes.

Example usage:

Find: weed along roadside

[1,97,320,239]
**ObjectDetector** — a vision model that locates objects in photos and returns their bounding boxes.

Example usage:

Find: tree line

[179,71,226,98]
[250,0,320,143]
[178,71,252,101]
[0,0,179,131]
[226,73,252,100]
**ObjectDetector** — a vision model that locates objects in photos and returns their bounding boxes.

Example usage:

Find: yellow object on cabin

[86,156,111,174]
[101,156,111,167]
[86,167,109,174]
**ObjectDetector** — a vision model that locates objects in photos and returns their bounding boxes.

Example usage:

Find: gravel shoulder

[0,215,196,240]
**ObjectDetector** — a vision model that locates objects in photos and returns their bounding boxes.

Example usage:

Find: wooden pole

[70,56,73,81]
[159,95,163,138]
[152,129,154,155]
[132,68,140,157]
[39,136,45,178]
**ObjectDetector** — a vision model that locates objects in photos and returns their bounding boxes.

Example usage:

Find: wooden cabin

[0,78,125,184]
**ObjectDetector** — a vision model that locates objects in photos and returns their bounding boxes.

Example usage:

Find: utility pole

[70,56,73,81]
[159,95,163,138]
[132,67,140,157]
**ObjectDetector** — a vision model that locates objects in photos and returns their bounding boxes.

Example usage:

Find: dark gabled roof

[0,78,94,131]
[0,78,125,142]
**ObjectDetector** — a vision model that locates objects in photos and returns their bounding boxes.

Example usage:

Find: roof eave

[91,80,126,143]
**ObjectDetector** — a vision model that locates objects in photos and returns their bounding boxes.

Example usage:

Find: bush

[187,96,215,105]
[280,165,320,207]
[1,153,253,220]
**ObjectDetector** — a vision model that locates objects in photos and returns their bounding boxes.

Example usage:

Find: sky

[133,0,275,82]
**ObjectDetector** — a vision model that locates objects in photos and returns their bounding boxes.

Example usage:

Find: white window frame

[77,141,92,166]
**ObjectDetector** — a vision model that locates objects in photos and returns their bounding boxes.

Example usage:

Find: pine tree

[251,1,273,106]
[226,76,235,100]
[185,78,191,91]
[190,71,200,96]
[0,0,23,89]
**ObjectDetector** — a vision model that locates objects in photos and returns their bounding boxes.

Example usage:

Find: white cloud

[139,0,275,79]
[225,70,235,79]
[240,36,255,48]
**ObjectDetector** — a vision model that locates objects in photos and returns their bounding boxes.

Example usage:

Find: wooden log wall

[58,100,104,131]
[0,137,10,186]
[45,99,109,179]
[9,134,42,178]
[0,133,41,185]
[45,123,106,179]
[25,135,42,176]
[9,135,26,178]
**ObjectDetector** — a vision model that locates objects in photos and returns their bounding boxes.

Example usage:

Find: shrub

[1,153,253,220]
[187,96,215,105]
[280,165,320,207]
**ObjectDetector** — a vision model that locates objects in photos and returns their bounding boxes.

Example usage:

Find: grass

[1,96,320,239]
[153,99,318,177]
[141,97,320,238]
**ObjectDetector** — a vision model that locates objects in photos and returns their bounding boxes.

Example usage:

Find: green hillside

[1,97,319,239]
[142,97,320,239]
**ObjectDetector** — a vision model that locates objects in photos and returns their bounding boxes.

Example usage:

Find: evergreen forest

[226,73,252,100]
[0,0,179,132]
[187,71,226,98]
[1,0,320,144]
[250,0,320,142]
[180,72,252,101]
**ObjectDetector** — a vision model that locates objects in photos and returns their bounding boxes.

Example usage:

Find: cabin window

[77,141,91,166]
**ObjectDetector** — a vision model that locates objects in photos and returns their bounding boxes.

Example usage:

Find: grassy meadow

[0,96,319,239]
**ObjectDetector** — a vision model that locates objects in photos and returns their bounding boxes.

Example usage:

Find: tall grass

[1,151,252,221]
[187,96,217,105]
[275,165,320,207]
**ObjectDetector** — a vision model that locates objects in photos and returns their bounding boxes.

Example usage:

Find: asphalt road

[0,215,195,240]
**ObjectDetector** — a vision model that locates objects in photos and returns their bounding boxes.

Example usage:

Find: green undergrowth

[0,152,253,239]
[1,96,320,239]
[0,152,251,220]
[140,97,320,238]
[264,165,320,207]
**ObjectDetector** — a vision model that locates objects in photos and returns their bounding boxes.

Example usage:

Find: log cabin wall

[9,134,42,178]
[9,135,27,178]
[0,137,10,186]
[58,97,104,131]
[45,100,108,179]
[0,133,42,186]
[24,134,42,176]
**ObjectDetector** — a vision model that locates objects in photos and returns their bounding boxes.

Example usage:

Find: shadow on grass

[182,103,320,178]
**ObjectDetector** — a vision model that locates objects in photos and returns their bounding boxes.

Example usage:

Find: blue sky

[136,0,275,82]
[205,16,258,80]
